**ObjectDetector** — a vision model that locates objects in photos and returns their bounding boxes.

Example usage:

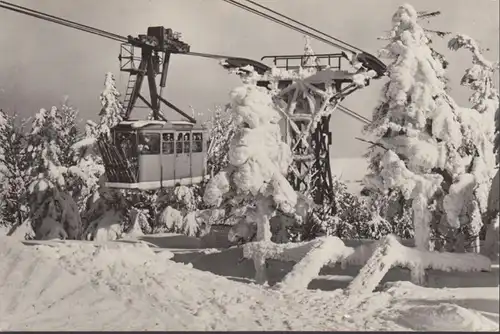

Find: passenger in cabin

[183,133,190,153]
[116,132,134,156]
[164,133,174,142]
[176,133,184,154]
[192,133,203,153]
[138,133,160,154]
[162,133,174,154]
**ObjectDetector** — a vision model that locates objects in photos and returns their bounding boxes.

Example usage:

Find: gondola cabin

[99,120,209,190]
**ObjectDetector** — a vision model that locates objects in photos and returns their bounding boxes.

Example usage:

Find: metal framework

[261,53,343,71]
[118,26,196,123]
[258,53,369,206]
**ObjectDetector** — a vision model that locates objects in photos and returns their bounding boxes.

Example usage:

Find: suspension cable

[221,0,358,55]
[241,0,366,54]
[0,1,268,62]
[337,105,371,124]
[0,0,127,43]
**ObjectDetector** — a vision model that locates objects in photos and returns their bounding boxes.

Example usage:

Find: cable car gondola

[98,120,208,190]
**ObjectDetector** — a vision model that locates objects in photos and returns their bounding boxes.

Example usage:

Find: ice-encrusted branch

[275,236,346,291]
[345,234,492,299]
[448,34,498,70]
[243,233,491,289]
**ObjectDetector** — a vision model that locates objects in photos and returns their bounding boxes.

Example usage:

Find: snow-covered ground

[1,235,498,331]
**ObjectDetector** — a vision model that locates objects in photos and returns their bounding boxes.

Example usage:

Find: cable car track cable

[337,105,371,124]
[0,1,269,63]
[0,0,128,42]
[240,0,365,54]
[220,0,358,55]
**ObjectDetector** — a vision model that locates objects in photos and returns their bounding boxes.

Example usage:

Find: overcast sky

[0,0,498,157]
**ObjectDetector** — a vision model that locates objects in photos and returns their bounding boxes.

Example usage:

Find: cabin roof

[115,120,206,131]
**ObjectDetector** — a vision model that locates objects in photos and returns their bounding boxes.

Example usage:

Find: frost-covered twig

[448,34,497,70]
[417,10,441,19]
[355,137,389,151]
[423,28,451,38]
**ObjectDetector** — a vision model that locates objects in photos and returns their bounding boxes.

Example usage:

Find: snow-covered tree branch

[448,34,499,254]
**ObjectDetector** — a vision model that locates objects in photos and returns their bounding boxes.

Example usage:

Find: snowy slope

[330,157,369,195]
[0,237,497,331]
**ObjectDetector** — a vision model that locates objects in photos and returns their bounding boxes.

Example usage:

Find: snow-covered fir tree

[486,88,500,258]
[71,71,125,200]
[73,72,125,150]
[492,104,500,217]
[68,120,105,216]
[496,99,500,168]
[74,72,133,239]
[27,105,83,240]
[155,185,212,237]
[363,8,450,237]
[205,104,237,176]
[364,4,488,252]
[203,80,298,242]
[356,185,414,240]
[0,110,32,236]
[301,36,321,68]
[292,178,373,241]
[294,177,413,242]
[57,101,103,214]
[98,72,124,139]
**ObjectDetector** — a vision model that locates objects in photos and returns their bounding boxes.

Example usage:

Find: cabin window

[162,133,174,155]
[138,132,160,155]
[183,133,191,153]
[192,132,203,153]
[115,131,137,157]
[176,132,184,154]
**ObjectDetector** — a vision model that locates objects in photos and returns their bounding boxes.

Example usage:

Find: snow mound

[0,238,173,331]
[394,303,498,331]
[1,237,497,331]
[0,237,328,331]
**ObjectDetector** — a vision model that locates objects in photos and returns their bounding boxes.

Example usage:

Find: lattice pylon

[271,74,348,206]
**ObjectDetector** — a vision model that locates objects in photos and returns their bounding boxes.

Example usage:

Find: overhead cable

[221,0,357,55]
[0,0,127,42]
[241,0,365,54]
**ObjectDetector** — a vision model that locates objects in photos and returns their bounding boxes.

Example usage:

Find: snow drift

[0,237,497,331]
